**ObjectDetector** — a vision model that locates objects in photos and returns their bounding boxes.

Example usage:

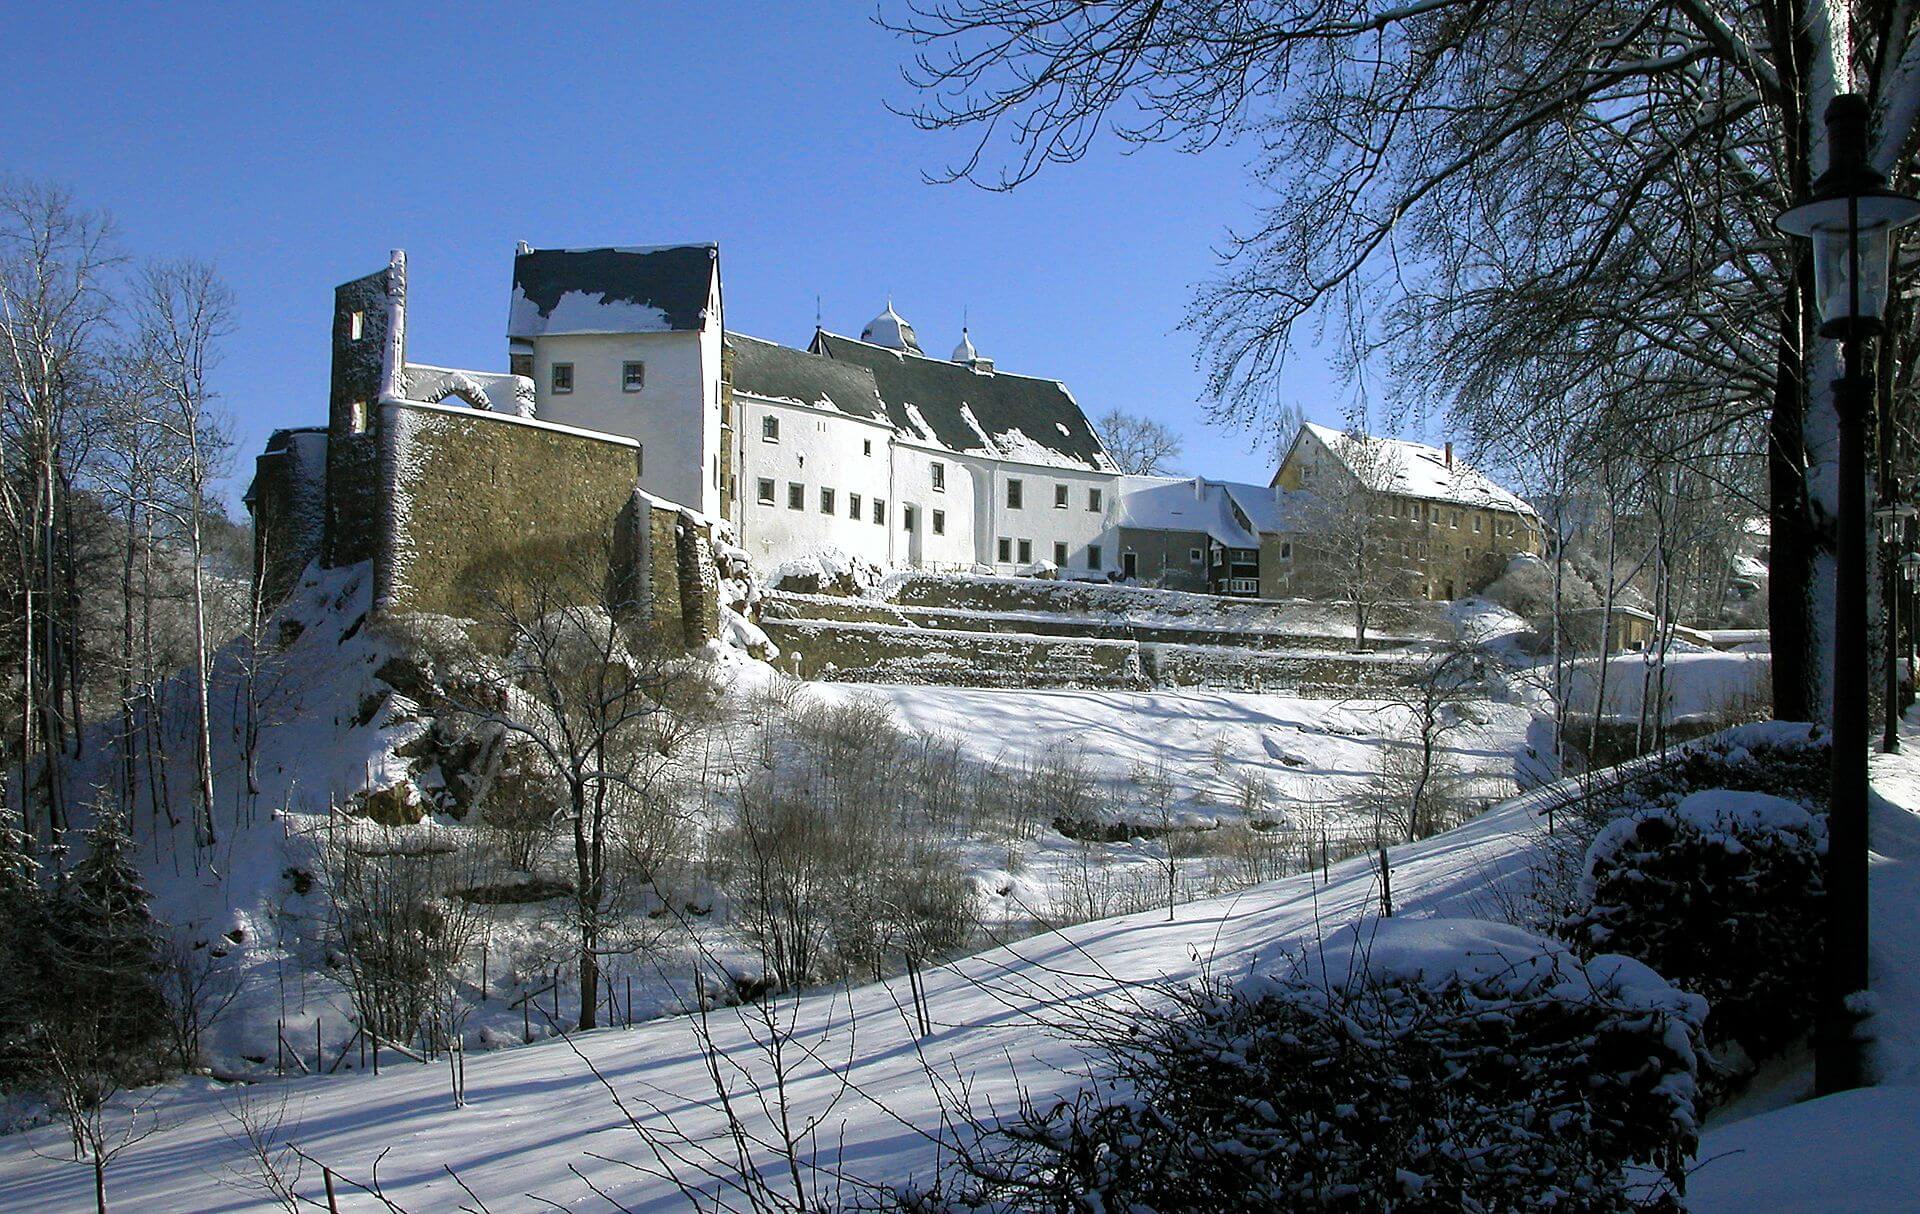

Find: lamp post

[1777,93,1920,1096]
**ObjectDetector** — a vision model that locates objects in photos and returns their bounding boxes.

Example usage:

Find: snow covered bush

[1558,788,1824,1079]
[912,919,1703,1213]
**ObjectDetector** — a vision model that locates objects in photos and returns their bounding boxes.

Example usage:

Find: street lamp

[1776,92,1920,1096]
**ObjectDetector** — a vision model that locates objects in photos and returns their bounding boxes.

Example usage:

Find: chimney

[1444,441,1454,469]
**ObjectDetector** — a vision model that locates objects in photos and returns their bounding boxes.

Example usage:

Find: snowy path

[0,776,1547,1211]
[1688,738,1920,1212]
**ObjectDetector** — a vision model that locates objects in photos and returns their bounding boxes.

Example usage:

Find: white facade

[513,246,726,518]
[733,391,898,566]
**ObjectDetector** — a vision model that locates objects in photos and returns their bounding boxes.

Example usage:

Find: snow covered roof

[810,330,1116,472]
[1285,422,1536,516]
[728,333,888,422]
[1220,480,1305,535]
[860,301,922,354]
[508,244,717,337]
[1115,476,1261,548]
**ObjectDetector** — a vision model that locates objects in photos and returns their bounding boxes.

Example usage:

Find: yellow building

[1268,423,1544,601]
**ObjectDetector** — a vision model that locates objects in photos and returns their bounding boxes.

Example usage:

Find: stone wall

[247,427,329,607]
[376,401,716,644]
[761,618,1145,688]
[325,264,393,568]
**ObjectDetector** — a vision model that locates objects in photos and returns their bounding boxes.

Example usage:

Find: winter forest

[4,0,1920,1210]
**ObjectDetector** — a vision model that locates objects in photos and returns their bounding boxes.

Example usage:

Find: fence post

[276,1020,284,1075]
[324,1168,340,1214]
[1379,848,1393,918]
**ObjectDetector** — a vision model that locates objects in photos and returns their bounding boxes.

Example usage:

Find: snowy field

[0,751,1569,1211]
[815,679,1538,825]
[7,720,1911,1210]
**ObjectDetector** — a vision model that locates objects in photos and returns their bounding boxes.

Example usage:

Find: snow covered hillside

[0,739,1576,1211]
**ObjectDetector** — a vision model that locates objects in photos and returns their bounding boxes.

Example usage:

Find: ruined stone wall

[325,266,393,568]
[247,427,329,606]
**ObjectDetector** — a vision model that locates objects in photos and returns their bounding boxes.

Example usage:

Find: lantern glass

[1902,552,1920,582]
[1779,191,1920,329]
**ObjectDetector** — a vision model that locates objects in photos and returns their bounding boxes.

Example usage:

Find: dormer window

[623,361,646,392]
[551,363,574,394]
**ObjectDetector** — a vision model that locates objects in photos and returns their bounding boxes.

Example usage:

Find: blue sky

[4,1,1373,502]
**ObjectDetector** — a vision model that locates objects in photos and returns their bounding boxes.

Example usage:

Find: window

[551,363,574,394]
[1412,503,1423,522]
[510,351,533,379]
[623,361,646,392]
[348,400,367,434]
[757,478,775,505]
[1054,484,1068,509]
[1473,515,1483,533]
[1212,547,1224,566]
[762,415,779,442]
[1280,542,1292,560]
[1228,577,1259,595]
[863,438,873,456]
[932,462,946,492]
[1053,541,1068,565]
[932,509,945,535]
[849,492,862,518]
[873,498,886,525]
[1017,539,1032,564]
[998,537,1012,562]
[1189,548,1203,565]
[903,505,917,531]
[1007,479,1023,509]
[1088,544,1102,568]
[820,488,835,514]
[787,483,804,510]
[1088,488,1102,511]
[349,311,365,340]
[1450,510,1460,528]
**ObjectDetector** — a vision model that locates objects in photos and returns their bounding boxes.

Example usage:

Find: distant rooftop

[1289,422,1535,516]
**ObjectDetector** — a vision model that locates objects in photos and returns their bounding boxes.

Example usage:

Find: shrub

[1558,787,1824,1075]
[914,919,1703,1213]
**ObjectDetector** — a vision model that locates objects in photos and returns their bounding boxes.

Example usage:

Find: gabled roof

[1282,422,1535,516]
[810,331,1116,472]
[508,244,717,337]
[1115,476,1261,548]
[727,333,888,423]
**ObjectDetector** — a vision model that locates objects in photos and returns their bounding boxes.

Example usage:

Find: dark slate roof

[809,332,1116,472]
[508,244,717,337]
[727,333,887,422]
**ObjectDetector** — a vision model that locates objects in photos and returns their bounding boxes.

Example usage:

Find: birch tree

[0,181,119,846]
[130,260,233,850]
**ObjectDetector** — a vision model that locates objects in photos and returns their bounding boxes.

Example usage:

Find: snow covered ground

[0,753,1569,1211]
[1688,737,1920,1212]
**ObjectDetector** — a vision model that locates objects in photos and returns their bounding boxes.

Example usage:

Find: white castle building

[455,241,1538,597]
[504,243,1124,577]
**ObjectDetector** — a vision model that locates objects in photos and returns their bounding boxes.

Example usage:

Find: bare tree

[1092,408,1183,475]
[882,0,1920,726]
[1290,428,1416,648]
[0,180,121,847]
[1369,643,1482,844]
[130,260,233,849]
[445,549,712,1031]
